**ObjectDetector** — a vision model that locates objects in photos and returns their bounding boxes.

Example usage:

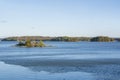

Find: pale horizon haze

[0,0,120,38]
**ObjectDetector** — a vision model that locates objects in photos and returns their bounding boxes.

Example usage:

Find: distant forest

[1,36,120,42]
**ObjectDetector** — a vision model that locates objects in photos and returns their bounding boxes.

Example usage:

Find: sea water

[0,41,120,80]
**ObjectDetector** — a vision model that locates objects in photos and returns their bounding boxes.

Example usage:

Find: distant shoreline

[1,36,120,42]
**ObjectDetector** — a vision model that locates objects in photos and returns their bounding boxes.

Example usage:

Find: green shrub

[38,40,46,47]
[25,39,32,47]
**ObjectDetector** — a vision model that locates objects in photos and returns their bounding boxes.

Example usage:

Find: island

[16,39,46,47]
[90,36,114,42]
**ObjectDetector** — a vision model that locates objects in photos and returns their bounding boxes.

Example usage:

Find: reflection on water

[0,41,120,80]
[0,62,94,80]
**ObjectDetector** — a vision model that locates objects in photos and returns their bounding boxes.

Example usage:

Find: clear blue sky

[0,0,120,38]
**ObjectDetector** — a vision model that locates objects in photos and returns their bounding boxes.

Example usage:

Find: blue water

[0,41,120,80]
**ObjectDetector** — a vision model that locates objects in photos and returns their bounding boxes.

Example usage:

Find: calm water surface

[0,41,120,80]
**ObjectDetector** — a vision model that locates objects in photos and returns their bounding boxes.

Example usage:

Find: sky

[0,0,120,38]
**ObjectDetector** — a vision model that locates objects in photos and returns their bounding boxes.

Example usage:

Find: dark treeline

[1,36,91,42]
[2,36,53,41]
[50,36,90,42]
[90,36,114,42]
[1,36,120,42]
[115,38,120,42]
